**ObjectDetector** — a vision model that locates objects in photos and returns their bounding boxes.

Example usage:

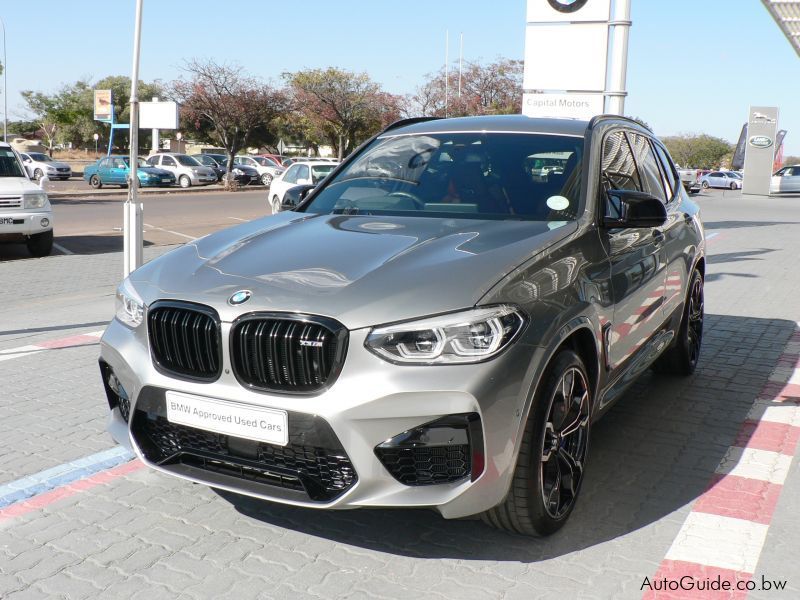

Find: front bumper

[0,211,54,237]
[100,315,540,518]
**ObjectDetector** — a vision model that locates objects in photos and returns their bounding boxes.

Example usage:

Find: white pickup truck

[677,167,702,195]
[0,142,54,257]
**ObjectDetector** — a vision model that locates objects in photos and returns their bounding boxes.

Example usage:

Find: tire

[482,349,591,536]
[271,195,281,215]
[701,181,709,189]
[89,175,103,189]
[33,169,43,181]
[179,175,191,188]
[653,270,704,376]
[261,173,273,186]
[730,182,737,190]
[26,230,54,257]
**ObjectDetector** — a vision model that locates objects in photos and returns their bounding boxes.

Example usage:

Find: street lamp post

[123,0,144,277]
[1,17,8,143]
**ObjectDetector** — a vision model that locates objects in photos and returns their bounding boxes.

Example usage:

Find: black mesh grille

[131,389,357,502]
[231,316,345,393]
[375,445,471,486]
[148,303,221,381]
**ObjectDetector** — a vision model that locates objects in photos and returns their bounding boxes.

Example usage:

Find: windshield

[302,132,583,221]
[29,153,53,162]
[0,149,26,178]
[175,154,200,167]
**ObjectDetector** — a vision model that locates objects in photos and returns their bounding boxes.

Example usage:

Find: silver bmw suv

[100,115,705,536]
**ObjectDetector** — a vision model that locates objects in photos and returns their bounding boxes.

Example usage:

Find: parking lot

[1,188,799,599]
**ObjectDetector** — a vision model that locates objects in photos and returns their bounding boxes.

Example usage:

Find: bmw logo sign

[228,290,252,306]
[548,0,589,12]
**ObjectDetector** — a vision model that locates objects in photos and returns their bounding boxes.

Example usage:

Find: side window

[283,165,299,184]
[146,156,159,166]
[601,131,641,193]
[653,142,678,200]
[113,159,126,169]
[297,165,310,182]
[628,133,667,203]
[99,158,110,168]
[162,156,176,166]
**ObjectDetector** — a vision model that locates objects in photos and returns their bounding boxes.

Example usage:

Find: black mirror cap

[603,189,668,229]
[282,184,316,209]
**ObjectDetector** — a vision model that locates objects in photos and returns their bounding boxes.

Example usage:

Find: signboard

[742,106,779,196]
[94,90,113,122]
[523,92,604,120]
[139,101,179,130]
[731,123,748,170]
[522,0,614,120]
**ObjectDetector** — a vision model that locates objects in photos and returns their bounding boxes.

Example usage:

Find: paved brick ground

[1,190,798,599]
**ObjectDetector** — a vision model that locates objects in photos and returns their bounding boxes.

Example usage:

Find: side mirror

[603,189,667,229]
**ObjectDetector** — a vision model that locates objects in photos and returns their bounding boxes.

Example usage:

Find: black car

[192,154,258,185]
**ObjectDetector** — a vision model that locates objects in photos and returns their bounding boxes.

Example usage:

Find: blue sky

[1,1,799,153]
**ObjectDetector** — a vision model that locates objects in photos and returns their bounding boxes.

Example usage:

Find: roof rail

[381,117,442,134]
[588,114,652,132]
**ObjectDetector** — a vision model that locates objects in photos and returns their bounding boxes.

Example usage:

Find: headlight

[23,192,47,209]
[115,278,145,328]
[365,305,525,365]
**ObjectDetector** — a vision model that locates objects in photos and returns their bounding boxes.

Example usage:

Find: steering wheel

[386,191,425,210]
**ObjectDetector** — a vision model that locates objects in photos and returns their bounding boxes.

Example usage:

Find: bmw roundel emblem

[548,0,589,13]
[228,290,252,306]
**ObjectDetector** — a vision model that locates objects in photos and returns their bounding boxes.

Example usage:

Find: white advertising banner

[523,23,609,91]
[527,0,612,23]
[523,92,605,119]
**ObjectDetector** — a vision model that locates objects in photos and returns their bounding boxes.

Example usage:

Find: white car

[0,143,54,256]
[699,171,742,190]
[235,155,285,186]
[770,165,800,193]
[268,161,336,214]
[145,153,217,188]
[19,152,72,181]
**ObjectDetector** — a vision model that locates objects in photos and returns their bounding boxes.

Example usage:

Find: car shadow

[703,220,800,230]
[216,313,798,561]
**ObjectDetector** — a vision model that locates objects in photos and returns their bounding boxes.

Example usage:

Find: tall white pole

[124,0,144,277]
[444,30,449,117]
[1,17,7,142]
[605,0,632,115]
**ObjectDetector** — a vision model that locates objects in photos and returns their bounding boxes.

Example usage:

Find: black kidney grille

[148,304,220,380]
[232,318,342,392]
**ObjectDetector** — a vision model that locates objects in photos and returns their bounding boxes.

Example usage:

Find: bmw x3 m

[100,115,705,536]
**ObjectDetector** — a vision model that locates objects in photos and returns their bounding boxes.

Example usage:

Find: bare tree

[171,59,286,186]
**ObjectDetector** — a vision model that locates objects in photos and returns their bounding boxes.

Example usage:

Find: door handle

[652,229,665,244]
[683,212,693,224]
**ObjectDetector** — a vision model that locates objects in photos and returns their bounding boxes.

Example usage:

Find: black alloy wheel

[482,349,592,536]
[654,269,704,375]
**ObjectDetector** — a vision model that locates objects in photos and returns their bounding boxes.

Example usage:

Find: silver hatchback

[145,153,217,188]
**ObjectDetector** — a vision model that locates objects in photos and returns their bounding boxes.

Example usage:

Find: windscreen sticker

[546,196,570,211]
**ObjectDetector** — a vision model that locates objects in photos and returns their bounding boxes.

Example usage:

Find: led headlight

[115,278,145,328]
[23,192,47,209]
[366,305,525,365]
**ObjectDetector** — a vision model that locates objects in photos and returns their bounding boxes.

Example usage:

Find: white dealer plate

[165,391,288,446]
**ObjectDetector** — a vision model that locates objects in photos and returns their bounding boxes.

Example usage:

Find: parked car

[700,171,742,190]
[19,152,72,181]
[256,153,285,167]
[278,183,315,212]
[235,155,285,186]
[0,143,54,256]
[770,165,800,193]
[282,157,338,167]
[193,154,259,185]
[145,153,217,188]
[676,168,701,194]
[268,161,336,214]
[99,115,705,536]
[84,156,176,188]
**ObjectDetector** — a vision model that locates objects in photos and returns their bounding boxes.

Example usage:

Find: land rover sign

[748,135,774,149]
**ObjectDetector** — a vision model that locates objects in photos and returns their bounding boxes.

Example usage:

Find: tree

[661,134,733,169]
[408,58,523,118]
[20,91,61,155]
[285,68,402,160]
[783,155,800,168]
[171,59,286,185]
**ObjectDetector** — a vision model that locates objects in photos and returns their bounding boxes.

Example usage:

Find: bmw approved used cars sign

[547,0,589,13]
[748,135,774,149]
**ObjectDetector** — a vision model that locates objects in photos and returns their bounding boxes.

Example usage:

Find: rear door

[97,158,112,182]
[600,130,668,370]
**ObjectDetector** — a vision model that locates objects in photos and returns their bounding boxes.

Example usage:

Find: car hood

[0,177,44,194]
[40,161,70,169]
[130,212,576,329]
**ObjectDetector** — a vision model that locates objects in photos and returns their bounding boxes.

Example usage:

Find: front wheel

[271,195,281,215]
[33,169,43,181]
[701,181,709,189]
[89,175,102,189]
[261,173,273,186]
[179,175,191,188]
[482,349,591,536]
[730,182,737,190]
[654,269,704,375]
[27,230,54,257]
